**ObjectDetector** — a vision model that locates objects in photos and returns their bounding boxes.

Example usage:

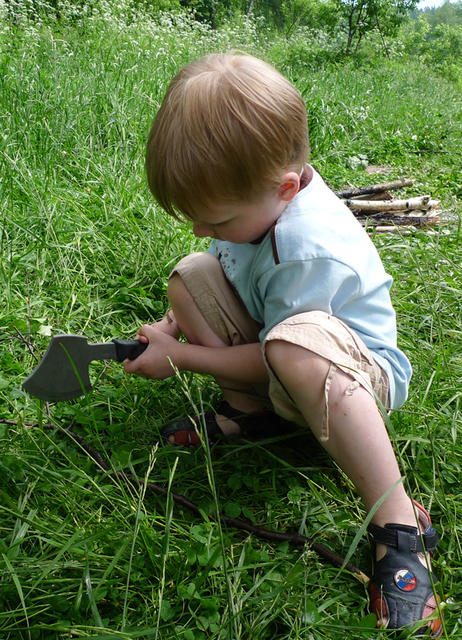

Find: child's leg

[265,341,416,535]
[165,253,273,439]
[168,273,262,434]
[263,312,442,635]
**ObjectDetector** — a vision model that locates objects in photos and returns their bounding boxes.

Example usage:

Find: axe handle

[112,339,148,361]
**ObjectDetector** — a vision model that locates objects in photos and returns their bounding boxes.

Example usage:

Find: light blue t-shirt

[209,168,412,409]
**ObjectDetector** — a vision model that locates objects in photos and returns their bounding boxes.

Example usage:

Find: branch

[13,326,39,362]
[2,417,370,585]
[246,0,255,20]
[375,15,391,59]
[335,179,414,199]
[26,270,32,343]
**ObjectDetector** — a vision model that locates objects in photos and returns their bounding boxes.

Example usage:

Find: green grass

[1,7,461,640]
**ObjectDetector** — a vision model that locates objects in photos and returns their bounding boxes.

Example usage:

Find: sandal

[368,501,443,637]
[161,400,288,447]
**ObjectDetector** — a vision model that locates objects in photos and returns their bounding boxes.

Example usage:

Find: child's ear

[278,171,300,202]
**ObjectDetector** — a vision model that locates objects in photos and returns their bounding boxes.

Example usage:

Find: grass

[1,6,462,640]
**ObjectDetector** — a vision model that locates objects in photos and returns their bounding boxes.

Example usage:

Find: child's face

[190,172,300,244]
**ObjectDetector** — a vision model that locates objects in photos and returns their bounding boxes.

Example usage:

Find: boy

[124,53,442,636]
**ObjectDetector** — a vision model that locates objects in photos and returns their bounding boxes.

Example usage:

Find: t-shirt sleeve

[257,258,360,340]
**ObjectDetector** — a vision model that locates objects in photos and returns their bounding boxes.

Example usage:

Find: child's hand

[124,316,182,379]
[136,311,180,343]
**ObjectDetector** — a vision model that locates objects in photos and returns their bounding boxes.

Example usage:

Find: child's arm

[123,323,268,384]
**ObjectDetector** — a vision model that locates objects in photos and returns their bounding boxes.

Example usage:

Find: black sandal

[368,501,443,637]
[161,400,287,447]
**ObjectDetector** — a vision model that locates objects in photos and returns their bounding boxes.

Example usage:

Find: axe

[22,335,147,402]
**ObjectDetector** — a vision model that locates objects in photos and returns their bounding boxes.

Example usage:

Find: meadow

[1,5,461,639]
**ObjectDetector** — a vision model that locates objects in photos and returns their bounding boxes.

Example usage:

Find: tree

[280,0,340,37]
[334,0,418,55]
[245,0,286,28]
[422,0,462,27]
[180,0,243,27]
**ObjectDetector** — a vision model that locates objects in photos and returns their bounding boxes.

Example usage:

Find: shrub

[399,15,462,84]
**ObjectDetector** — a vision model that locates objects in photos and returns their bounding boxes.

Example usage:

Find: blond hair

[145,53,309,219]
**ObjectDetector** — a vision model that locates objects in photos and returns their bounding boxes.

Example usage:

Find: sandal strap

[161,400,288,446]
[368,522,439,553]
[216,400,287,437]
[215,400,245,420]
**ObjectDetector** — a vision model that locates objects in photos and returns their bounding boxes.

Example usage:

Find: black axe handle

[112,339,148,361]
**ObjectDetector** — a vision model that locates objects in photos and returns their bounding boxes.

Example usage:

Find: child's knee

[264,339,286,367]
[167,252,214,303]
[167,271,187,305]
[266,339,328,378]
[265,339,366,407]
[169,251,220,282]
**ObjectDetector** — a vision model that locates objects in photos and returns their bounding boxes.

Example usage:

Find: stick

[13,326,39,362]
[26,271,32,344]
[2,418,370,585]
[335,179,414,199]
[358,214,440,228]
[373,227,412,234]
[345,195,432,212]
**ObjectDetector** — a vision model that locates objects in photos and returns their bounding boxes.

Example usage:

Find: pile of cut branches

[335,179,441,233]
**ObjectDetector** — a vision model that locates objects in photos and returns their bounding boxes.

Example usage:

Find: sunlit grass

[0,6,461,639]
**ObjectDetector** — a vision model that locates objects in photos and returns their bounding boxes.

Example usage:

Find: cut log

[345,195,433,212]
[335,178,443,233]
[373,226,411,234]
[357,213,440,227]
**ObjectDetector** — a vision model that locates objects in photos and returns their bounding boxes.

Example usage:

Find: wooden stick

[335,179,413,199]
[358,214,440,227]
[13,326,39,362]
[2,417,370,585]
[373,226,412,234]
[363,209,439,217]
[345,195,432,212]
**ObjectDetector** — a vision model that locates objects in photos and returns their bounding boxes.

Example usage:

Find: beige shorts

[170,252,390,438]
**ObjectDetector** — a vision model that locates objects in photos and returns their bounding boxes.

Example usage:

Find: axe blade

[22,334,115,402]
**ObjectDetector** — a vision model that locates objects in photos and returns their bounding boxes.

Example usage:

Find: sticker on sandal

[394,569,417,591]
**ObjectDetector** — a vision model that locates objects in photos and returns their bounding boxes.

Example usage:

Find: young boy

[124,53,442,636]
